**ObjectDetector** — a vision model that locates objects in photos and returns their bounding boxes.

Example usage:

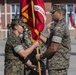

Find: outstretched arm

[40,35,47,43]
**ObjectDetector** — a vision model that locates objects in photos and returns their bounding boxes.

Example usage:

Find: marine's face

[16,25,24,34]
[52,11,59,22]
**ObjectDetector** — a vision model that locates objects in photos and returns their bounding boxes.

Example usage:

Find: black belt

[52,68,67,71]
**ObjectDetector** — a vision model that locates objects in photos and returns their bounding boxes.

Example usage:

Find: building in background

[0,0,76,40]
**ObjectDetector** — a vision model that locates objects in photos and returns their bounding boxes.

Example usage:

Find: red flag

[20,0,33,28]
[34,0,46,32]
[32,0,46,41]
[73,7,76,28]
[69,7,76,28]
[20,0,46,41]
[69,8,73,26]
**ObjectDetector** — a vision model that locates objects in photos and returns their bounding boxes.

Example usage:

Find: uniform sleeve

[51,26,64,43]
[11,38,24,53]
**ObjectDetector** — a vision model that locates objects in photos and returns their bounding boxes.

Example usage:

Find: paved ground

[0,38,76,75]
[0,41,5,75]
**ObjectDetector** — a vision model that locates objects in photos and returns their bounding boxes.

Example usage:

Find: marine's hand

[29,65,37,71]
[26,60,37,71]
[34,41,39,47]
[26,59,32,66]
[36,54,40,61]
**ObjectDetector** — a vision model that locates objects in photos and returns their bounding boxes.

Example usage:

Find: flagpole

[31,0,41,75]
[31,0,35,27]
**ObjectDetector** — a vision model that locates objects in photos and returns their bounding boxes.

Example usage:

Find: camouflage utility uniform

[47,18,71,75]
[5,31,26,75]
[4,18,28,75]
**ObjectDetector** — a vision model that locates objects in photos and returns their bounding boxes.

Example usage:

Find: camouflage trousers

[25,68,39,75]
[5,59,24,75]
[48,68,68,75]
[25,69,46,75]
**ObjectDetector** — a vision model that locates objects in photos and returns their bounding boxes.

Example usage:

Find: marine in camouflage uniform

[5,19,25,75]
[48,19,71,75]
[5,19,39,75]
[5,32,25,75]
[36,4,71,75]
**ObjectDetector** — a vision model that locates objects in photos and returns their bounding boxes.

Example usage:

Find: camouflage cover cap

[50,4,66,13]
[11,18,27,28]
